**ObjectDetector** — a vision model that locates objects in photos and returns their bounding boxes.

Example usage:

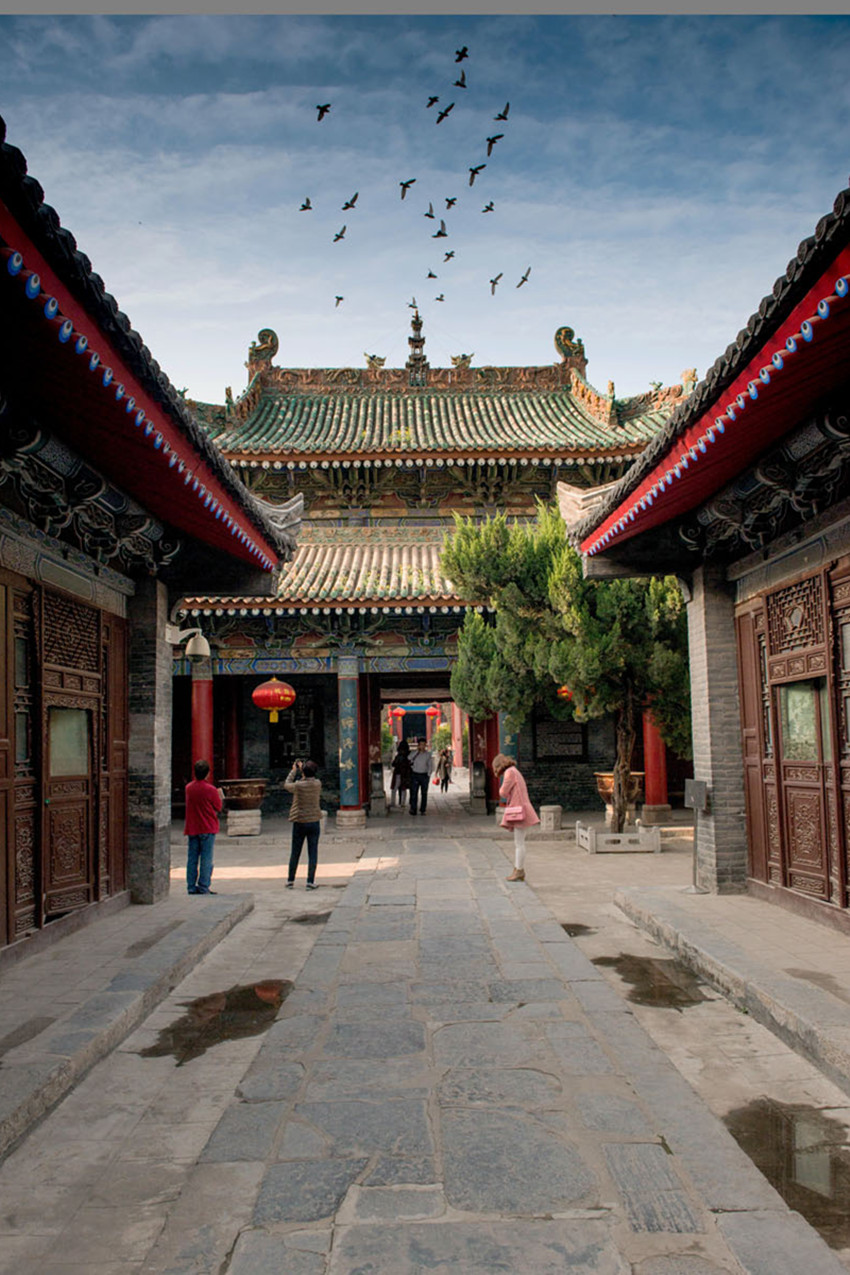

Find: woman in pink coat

[493,753,539,882]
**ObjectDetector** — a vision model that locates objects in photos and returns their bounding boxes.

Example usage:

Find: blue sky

[2,15,850,405]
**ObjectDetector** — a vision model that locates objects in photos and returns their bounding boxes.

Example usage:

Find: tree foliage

[443,503,691,831]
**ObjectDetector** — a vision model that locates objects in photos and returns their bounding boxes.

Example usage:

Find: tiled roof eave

[574,180,850,551]
[223,444,650,467]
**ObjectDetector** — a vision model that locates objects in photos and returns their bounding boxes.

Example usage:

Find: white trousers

[513,825,527,870]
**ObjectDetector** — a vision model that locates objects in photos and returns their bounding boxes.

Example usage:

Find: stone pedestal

[371,794,388,817]
[540,805,562,832]
[227,809,261,837]
[336,808,367,830]
[640,803,672,826]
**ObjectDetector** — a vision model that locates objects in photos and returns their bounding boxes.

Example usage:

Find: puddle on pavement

[561,923,596,938]
[592,953,712,1011]
[290,911,332,925]
[138,979,292,1066]
[724,1098,850,1250]
[785,968,850,1006]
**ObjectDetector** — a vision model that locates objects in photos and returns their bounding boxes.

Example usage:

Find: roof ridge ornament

[406,308,429,387]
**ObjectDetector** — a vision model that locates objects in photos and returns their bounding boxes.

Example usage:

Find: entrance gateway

[173,317,686,820]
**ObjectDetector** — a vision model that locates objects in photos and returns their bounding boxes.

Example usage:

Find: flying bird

[455,46,469,61]
[300,197,312,211]
[316,103,331,121]
[494,102,510,121]
[454,70,467,89]
[333,225,346,241]
[469,164,486,186]
[427,270,438,278]
[445,196,457,209]
[436,103,455,123]
[517,267,531,288]
[335,296,344,307]
[444,250,455,261]
[486,134,504,156]
[342,192,359,210]
[424,202,435,219]
[432,220,448,238]
[482,201,494,213]
[400,178,416,199]
[426,95,439,108]
[435,294,445,302]
[490,273,503,294]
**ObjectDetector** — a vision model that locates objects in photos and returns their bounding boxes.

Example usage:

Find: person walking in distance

[184,759,224,895]
[436,746,453,792]
[390,739,412,807]
[284,760,323,889]
[493,753,539,881]
[409,738,435,815]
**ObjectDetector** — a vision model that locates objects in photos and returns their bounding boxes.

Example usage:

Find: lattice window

[758,632,773,758]
[43,591,99,671]
[766,575,825,655]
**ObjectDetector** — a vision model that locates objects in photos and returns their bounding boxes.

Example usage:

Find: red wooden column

[451,702,463,767]
[223,680,241,779]
[641,709,671,825]
[191,655,214,776]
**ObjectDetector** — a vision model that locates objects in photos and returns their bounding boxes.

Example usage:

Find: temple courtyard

[0,790,849,1273]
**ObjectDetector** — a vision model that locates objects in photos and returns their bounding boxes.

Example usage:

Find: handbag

[502,805,524,823]
[432,776,440,785]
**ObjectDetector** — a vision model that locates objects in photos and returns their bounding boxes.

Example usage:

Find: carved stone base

[370,795,388,817]
[540,805,563,832]
[639,804,672,826]
[469,796,487,815]
[576,819,661,854]
[227,809,261,837]
[336,808,367,831]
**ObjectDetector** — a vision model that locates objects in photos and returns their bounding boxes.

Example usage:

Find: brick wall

[126,578,173,904]
[687,564,748,893]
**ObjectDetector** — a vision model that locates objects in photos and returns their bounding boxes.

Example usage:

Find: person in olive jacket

[284,760,322,889]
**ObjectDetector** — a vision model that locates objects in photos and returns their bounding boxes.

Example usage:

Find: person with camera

[284,759,322,889]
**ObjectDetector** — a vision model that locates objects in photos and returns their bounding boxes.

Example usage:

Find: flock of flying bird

[299,45,531,313]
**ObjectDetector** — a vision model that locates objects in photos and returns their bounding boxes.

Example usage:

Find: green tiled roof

[214,389,669,460]
[184,525,461,610]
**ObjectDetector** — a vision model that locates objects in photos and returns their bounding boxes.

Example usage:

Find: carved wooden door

[776,679,831,900]
[43,702,94,917]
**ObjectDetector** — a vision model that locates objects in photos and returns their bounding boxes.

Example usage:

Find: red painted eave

[581,244,850,557]
[0,203,279,570]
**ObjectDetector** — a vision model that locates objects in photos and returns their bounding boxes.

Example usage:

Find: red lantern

[252,677,296,723]
[425,706,441,718]
[557,685,573,701]
[392,707,406,718]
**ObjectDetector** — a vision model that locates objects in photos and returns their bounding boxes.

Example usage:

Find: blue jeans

[409,772,430,814]
[187,833,216,893]
[289,821,320,884]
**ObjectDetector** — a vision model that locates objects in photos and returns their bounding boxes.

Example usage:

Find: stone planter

[220,778,268,811]
[594,771,644,829]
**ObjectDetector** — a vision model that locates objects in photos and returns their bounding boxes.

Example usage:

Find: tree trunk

[611,689,636,834]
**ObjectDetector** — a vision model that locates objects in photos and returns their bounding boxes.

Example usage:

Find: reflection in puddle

[561,923,596,938]
[139,980,292,1066]
[724,1098,850,1250]
[290,911,332,925]
[592,953,711,1011]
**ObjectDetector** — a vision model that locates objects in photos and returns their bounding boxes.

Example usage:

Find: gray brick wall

[127,579,173,904]
[687,564,748,893]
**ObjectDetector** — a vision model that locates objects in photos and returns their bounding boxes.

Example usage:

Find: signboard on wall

[269,693,325,769]
[533,717,586,762]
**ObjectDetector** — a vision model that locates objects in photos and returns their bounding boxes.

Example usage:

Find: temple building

[0,116,300,952]
[574,180,850,926]
[176,318,690,825]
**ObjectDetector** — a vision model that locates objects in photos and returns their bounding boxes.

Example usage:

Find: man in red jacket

[184,759,224,895]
